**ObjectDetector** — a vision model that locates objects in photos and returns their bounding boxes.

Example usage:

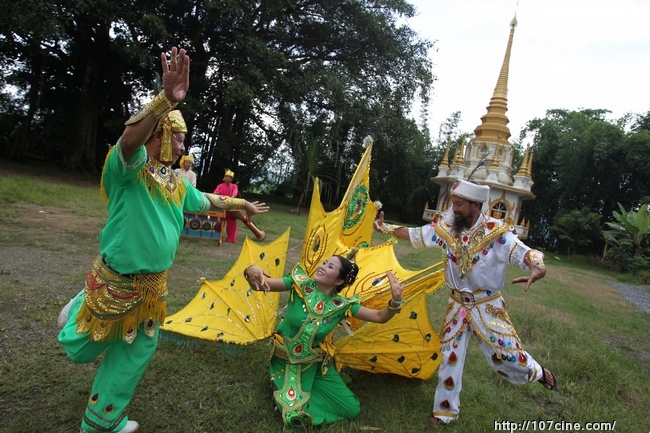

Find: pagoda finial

[439,137,451,169]
[453,136,466,164]
[515,147,529,176]
[526,149,533,177]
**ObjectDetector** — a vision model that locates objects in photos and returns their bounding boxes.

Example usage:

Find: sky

[405,0,650,144]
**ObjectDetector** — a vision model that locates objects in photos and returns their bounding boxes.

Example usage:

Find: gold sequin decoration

[435,216,513,279]
[76,256,168,343]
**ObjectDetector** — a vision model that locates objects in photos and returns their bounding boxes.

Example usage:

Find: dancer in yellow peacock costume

[244,254,404,427]
[162,136,446,428]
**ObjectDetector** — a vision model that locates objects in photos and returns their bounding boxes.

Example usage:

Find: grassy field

[0,160,648,433]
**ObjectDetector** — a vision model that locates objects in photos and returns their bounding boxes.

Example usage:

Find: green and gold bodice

[274,264,360,364]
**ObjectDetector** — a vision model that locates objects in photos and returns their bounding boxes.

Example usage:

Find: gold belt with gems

[449,288,501,309]
[75,256,168,343]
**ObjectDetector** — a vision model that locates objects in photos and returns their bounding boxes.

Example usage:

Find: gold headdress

[155,110,187,162]
[224,169,235,179]
[179,155,195,167]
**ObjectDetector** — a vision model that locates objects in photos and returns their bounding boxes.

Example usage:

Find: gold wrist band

[206,194,246,210]
[387,299,402,313]
[229,198,246,209]
[528,249,546,268]
[124,91,176,125]
[150,91,176,118]
[383,223,403,235]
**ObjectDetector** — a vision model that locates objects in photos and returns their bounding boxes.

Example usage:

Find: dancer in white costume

[374,178,557,427]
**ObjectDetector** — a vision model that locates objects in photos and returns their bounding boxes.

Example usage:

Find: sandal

[538,366,558,391]
[429,416,442,428]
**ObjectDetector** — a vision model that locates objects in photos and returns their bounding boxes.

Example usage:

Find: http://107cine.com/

[493,419,617,432]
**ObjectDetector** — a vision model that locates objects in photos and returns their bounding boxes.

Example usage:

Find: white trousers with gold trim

[432,291,543,424]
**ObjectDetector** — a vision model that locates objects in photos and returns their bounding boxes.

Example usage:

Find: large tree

[0,0,154,170]
[172,0,437,199]
[1,0,437,207]
[521,109,649,252]
[0,0,63,159]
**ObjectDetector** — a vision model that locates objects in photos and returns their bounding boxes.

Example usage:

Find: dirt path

[606,280,650,313]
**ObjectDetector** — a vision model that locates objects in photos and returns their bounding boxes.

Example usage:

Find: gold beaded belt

[75,256,168,343]
[450,288,501,309]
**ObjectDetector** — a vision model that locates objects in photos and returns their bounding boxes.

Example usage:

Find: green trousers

[270,356,361,426]
[58,294,158,433]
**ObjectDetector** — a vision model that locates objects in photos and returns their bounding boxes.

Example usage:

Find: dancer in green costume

[244,255,405,428]
[57,46,269,433]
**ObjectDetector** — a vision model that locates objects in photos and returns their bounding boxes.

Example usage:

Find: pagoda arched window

[491,201,507,220]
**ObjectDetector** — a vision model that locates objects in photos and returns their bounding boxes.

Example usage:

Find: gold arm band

[125,91,176,125]
[528,249,546,268]
[206,193,246,210]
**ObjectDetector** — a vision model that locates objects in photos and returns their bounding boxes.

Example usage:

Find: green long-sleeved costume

[59,142,243,433]
[270,264,362,427]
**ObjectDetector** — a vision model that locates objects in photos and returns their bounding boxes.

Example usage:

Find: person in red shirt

[213,169,239,242]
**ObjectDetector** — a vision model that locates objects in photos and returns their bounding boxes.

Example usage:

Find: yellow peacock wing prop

[333,291,441,379]
[333,241,445,379]
[161,229,290,344]
[299,136,445,379]
[343,242,444,301]
[301,136,379,272]
[342,243,444,326]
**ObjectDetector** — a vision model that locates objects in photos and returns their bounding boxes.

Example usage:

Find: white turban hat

[451,179,490,203]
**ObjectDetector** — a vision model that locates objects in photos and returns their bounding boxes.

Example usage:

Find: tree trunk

[65,58,99,171]
[12,44,45,159]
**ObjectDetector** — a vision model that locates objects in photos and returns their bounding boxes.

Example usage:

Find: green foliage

[1,0,436,204]
[548,209,602,256]
[630,110,650,132]
[603,203,650,273]
[521,109,649,251]
[291,133,341,212]
[370,116,438,223]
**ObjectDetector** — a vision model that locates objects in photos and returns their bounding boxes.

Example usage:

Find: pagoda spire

[453,136,466,164]
[439,138,452,169]
[515,146,529,176]
[526,149,534,177]
[472,15,517,146]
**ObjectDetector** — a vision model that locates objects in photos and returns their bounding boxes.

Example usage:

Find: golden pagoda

[426,15,535,238]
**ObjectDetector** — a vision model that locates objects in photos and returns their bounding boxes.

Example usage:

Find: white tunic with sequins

[408,213,530,293]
